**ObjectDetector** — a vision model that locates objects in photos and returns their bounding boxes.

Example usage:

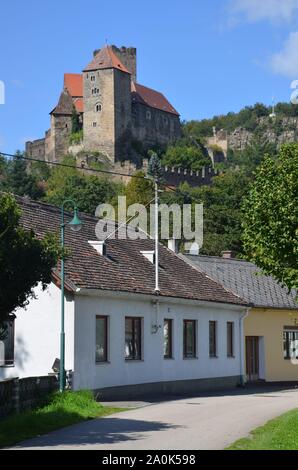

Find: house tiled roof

[64,74,83,97]
[83,46,130,74]
[183,255,298,310]
[132,82,179,116]
[17,197,247,307]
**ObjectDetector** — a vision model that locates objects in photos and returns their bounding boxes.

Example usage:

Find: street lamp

[60,200,82,392]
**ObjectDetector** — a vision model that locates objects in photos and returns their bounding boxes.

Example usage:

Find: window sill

[0,364,15,368]
[164,357,175,360]
[227,356,235,359]
[125,359,144,362]
[183,357,198,360]
[95,361,110,365]
[209,356,218,359]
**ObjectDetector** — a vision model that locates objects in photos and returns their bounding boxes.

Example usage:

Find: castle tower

[82,46,132,163]
[93,45,137,83]
[47,88,73,162]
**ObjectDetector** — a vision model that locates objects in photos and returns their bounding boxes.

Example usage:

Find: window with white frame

[0,318,15,367]
[283,328,298,360]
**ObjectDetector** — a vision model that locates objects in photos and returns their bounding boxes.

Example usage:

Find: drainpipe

[239,308,250,386]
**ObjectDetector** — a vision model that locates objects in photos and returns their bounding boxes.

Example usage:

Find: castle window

[93,122,97,127]
[95,103,102,112]
[92,88,99,95]
[163,117,168,126]
[146,110,151,120]
[91,76,95,81]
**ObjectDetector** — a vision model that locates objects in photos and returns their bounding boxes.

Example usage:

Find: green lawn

[0,390,123,448]
[227,408,298,450]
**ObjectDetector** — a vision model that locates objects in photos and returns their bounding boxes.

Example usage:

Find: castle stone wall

[25,138,45,160]
[111,46,137,82]
[83,68,115,162]
[131,103,180,149]
[50,114,72,162]
[114,69,132,161]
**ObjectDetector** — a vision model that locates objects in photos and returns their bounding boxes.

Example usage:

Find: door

[246,336,259,381]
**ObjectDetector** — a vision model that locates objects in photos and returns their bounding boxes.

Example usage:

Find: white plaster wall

[73,292,244,391]
[0,282,74,380]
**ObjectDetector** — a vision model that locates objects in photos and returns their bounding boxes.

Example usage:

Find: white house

[0,197,249,398]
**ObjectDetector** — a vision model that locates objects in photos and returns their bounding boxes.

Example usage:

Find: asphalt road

[13,386,298,450]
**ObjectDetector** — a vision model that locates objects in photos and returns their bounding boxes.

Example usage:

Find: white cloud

[230,0,298,23]
[271,31,298,77]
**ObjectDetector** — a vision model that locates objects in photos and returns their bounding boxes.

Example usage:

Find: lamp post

[60,200,82,392]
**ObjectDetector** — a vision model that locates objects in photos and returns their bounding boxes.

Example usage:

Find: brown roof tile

[17,197,247,307]
[50,89,74,115]
[132,82,179,116]
[83,46,130,74]
[64,74,83,97]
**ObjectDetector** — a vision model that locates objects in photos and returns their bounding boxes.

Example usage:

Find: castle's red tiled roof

[64,74,83,97]
[132,82,179,116]
[74,97,83,113]
[83,46,130,74]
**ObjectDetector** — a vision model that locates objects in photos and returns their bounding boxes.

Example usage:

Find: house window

[227,322,234,357]
[95,103,102,112]
[125,317,142,360]
[164,319,173,359]
[209,321,217,357]
[95,316,108,362]
[283,328,298,360]
[183,320,196,359]
[0,318,15,367]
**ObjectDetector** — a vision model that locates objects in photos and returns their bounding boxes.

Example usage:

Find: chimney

[88,240,107,256]
[221,250,236,259]
[168,238,179,254]
[141,250,155,264]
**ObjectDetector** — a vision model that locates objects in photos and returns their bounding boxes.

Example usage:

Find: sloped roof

[16,197,247,307]
[132,82,179,116]
[83,46,130,74]
[50,89,74,115]
[64,73,83,97]
[183,255,298,310]
[73,97,83,113]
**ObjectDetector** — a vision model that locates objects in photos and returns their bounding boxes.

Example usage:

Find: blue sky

[1,0,298,154]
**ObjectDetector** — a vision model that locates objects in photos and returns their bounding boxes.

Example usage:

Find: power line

[0,151,206,203]
[0,151,146,180]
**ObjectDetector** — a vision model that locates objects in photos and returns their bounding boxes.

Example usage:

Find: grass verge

[0,389,124,448]
[227,408,298,450]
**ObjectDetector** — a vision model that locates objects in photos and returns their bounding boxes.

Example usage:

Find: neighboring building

[182,254,298,383]
[26,45,181,165]
[0,198,248,398]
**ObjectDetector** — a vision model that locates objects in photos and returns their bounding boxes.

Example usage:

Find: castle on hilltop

[26,45,181,165]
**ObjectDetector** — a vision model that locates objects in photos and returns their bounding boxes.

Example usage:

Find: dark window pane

[164,319,172,358]
[227,322,234,357]
[125,317,142,360]
[283,330,298,359]
[209,321,217,357]
[183,320,196,358]
[96,316,107,362]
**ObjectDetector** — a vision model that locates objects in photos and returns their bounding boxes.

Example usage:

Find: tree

[0,193,60,330]
[148,152,163,181]
[242,144,298,291]
[1,152,44,199]
[71,107,81,134]
[124,171,154,207]
[44,156,121,214]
